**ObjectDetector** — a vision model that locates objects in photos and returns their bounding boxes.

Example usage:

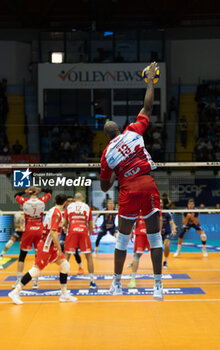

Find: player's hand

[146,62,158,81]
[130,232,134,243]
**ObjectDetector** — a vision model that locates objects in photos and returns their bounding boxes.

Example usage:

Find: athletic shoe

[0,265,3,269]
[8,290,23,305]
[109,280,122,295]
[32,278,39,289]
[174,251,180,257]
[127,279,136,288]
[203,250,208,257]
[127,263,133,268]
[89,281,98,289]
[59,293,77,302]
[163,261,168,269]
[78,267,84,275]
[153,283,164,301]
[12,277,21,289]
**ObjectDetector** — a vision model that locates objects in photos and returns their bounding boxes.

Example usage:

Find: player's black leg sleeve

[19,250,28,262]
[21,272,32,286]
[60,273,67,284]
[74,248,81,264]
[95,231,106,247]
[179,228,187,239]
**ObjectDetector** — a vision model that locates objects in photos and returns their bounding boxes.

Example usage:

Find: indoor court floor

[0,247,220,350]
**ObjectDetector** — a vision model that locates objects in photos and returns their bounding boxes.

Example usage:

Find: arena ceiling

[0,0,220,30]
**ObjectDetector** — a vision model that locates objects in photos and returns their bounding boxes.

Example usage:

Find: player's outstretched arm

[139,62,158,117]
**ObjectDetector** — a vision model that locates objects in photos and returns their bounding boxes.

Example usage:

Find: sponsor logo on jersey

[73,227,84,232]
[124,167,140,177]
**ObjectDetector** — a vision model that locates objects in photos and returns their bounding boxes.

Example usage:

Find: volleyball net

[0,161,219,242]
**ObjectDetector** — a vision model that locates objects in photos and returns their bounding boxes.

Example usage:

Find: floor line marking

[1,298,220,304]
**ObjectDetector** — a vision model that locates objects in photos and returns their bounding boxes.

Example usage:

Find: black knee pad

[19,250,28,262]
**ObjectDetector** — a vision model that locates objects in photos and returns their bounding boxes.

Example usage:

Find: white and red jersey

[63,201,93,235]
[44,207,63,236]
[16,193,51,225]
[100,114,157,186]
[42,206,63,251]
[135,215,147,236]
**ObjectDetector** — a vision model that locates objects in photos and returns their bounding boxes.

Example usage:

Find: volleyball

[142,65,160,84]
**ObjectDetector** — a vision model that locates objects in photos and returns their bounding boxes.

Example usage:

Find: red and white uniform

[35,206,65,270]
[16,193,51,251]
[100,114,160,219]
[134,215,150,253]
[64,201,92,254]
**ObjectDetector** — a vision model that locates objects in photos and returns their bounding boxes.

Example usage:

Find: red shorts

[35,240,65,270]
[20,223,43,251]
[118,175,161,219]
[134,234,151,253]
[64,233,92,254]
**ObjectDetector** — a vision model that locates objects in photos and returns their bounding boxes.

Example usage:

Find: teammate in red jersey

[127,213,150,288]
[13,186,52,289]
[59,195,84,275]
[100,62,163,300]
[8,194,77,304]
[63,192,98,289]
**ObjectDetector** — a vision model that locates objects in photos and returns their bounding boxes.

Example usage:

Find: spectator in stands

[162,192,173,209]
[13,140,23,154]
[179,116,187,148]
[2,143,10,154]
[115,51,124,63]
[60,127,71,143]
[199,203,205,209]
[168,96,177,119]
